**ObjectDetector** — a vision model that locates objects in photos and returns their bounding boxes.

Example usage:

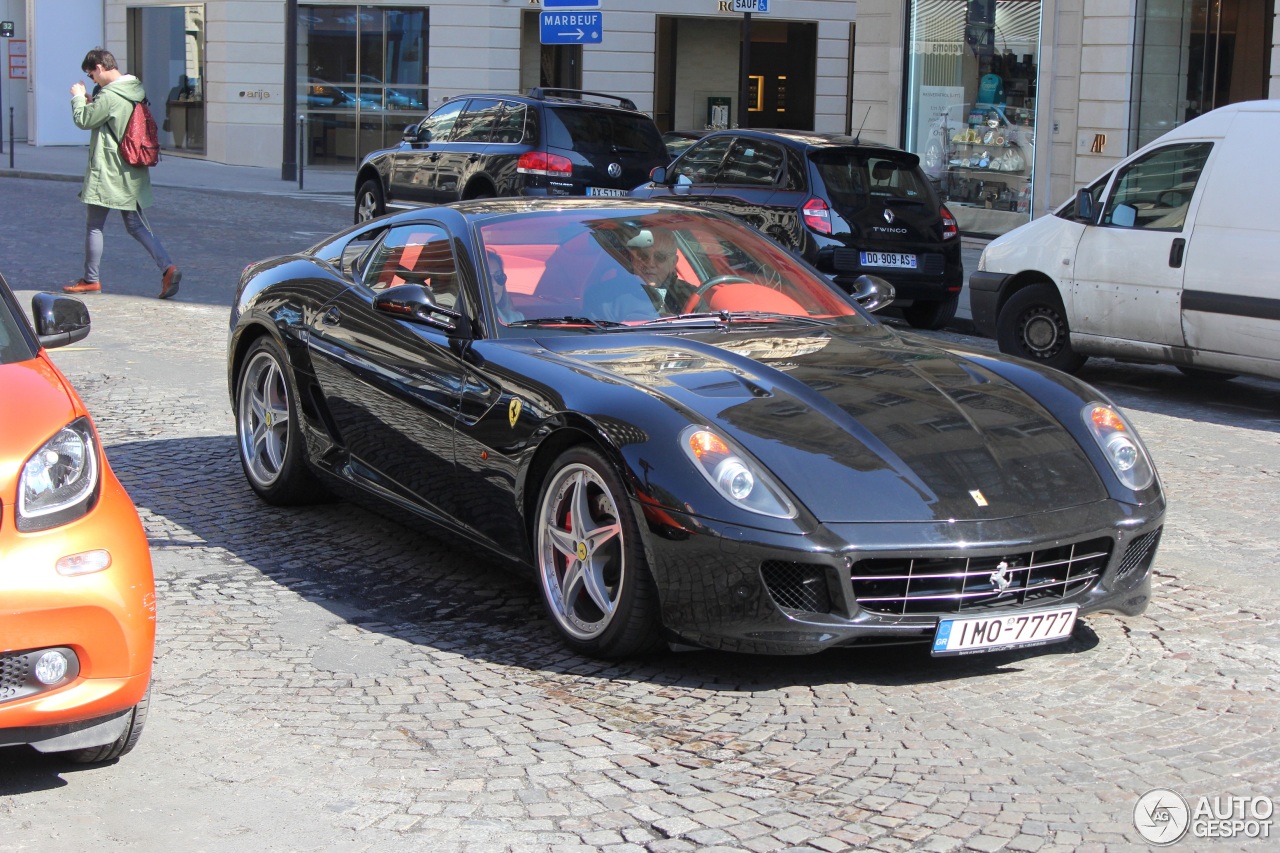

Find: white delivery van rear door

[1180,108,1280,376]
[1070,141,1216,349]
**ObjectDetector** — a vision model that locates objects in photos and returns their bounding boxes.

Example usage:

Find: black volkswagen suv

[354,88,669,223]
[632,130,962,330]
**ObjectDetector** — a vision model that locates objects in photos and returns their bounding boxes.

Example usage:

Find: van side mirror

[1074,188,1094,223]
[649,165,667,184]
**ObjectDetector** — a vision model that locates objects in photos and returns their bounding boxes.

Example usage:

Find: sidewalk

[0,143,352,197]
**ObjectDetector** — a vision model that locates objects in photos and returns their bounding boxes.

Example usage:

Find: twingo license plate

[932,606,1078,656]
[860,251,917,269]
[586,187,630,198]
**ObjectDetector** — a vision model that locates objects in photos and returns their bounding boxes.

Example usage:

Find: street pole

[281,0,298,181]
[737,12,752,129]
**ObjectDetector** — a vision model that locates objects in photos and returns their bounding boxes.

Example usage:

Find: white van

[969,100,1280,382]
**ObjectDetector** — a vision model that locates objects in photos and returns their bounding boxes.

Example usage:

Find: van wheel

[996,282,1087,373]
[902,294,959,330]
[1176,365,1237,382]
[355,179,385,223]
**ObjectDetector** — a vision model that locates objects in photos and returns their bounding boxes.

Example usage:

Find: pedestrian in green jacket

[65,47,181,299]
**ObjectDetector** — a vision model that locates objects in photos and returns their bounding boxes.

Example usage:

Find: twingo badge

[508,398,523,428]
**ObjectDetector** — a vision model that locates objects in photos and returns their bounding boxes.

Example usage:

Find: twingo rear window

[811,150,935,208]
[545,107,667,158]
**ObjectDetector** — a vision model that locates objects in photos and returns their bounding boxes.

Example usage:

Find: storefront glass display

[300,6,429,166]
[904,0,1042,236]
[129,5,205,154]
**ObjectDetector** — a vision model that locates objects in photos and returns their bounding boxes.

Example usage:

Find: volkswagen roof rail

[526,87,638,112]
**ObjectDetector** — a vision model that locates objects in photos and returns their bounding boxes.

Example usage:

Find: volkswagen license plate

[860,252,917,269]
[587,187,629,198]
[932,606,1078,656]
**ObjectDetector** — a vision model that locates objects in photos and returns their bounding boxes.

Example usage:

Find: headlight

[1081,404,1155,492]
[976,248,988,272]
[681,426,796,519]
[17,417,101,532]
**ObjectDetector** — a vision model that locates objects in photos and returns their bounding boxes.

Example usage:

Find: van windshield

[810,150,935,210]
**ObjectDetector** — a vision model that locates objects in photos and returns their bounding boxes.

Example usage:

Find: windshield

[475,206,869,331]
[0,285,37,364]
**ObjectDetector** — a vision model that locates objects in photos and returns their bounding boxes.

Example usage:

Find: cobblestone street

[0,181,1277,852]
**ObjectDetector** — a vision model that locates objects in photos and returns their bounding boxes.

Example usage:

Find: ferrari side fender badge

[509,398,523,428]
[969,489,988,507]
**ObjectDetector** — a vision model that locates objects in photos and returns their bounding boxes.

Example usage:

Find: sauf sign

[719,0,770,11]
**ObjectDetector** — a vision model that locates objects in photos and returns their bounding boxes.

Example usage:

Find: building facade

[5,1,1276,235]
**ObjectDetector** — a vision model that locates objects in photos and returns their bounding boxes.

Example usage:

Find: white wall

[28,0,103,146]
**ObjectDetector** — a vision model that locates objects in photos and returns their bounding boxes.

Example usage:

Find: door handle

[322,307,341,325]
[1169,237,1186,268]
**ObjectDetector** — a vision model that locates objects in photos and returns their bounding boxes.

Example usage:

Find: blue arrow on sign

[540,11,603,45]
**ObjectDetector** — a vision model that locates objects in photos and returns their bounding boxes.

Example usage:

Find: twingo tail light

[802,198,832,234]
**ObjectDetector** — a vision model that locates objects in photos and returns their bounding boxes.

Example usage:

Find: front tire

[67,685,150,763]
[355,179,385,224]
[535,446,663,659]
[996,282,1087,373]
[901,293,959,330]
[235,337,324,505]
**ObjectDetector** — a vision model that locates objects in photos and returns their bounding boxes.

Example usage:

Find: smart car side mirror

[32,292,91,349]
[850,275,895,314]
[374,284,466,335]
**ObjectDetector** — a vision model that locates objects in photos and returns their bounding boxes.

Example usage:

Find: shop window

[904,0,1040,236]
[129,5,205,154]
[301,6,429,166]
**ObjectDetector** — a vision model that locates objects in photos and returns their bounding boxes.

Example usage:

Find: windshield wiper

[507,316,625,330]
[636,311,829,328]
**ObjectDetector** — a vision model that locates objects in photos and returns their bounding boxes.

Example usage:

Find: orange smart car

[0,272,155,762]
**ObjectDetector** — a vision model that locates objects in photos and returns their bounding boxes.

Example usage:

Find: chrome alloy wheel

[536,462,627,641]
[237,350,292,489]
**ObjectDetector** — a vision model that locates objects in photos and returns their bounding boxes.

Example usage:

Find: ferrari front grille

[850,537,1112,615]
[1116,527,1162,581]
[761,560,833,614]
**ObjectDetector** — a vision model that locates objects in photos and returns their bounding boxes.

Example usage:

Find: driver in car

[629,228,696,315]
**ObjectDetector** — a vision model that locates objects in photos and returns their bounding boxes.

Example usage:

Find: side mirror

[1111,203,1136,228]
[374,284,465,335]
[1075,188,1094,223]
[850,275,895,314]
[404,124,427,144]
[32,292,91,349]
[649,165,667,184]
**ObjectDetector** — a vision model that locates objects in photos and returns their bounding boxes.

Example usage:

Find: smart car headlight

[681,426,796,519]
[17,417,100,532]
[1082,403,1155,492]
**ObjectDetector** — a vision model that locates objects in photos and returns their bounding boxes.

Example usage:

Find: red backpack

[105,94,161,168]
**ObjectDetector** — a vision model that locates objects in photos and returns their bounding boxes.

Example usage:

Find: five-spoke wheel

[235,338,322,504]
[535,446,662,658]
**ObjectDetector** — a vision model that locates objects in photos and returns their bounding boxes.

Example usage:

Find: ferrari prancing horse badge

[508,398,523,428]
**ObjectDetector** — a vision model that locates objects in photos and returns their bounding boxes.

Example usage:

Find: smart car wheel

[67,684,150,763]
[355,179,385,224]
[235,337,324,504]
[535,446,663,658]
[901,293,959,330]
[996,282,1087,373]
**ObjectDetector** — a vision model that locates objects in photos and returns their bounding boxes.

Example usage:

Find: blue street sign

[544,0,600,7]
[540,11,603,45]
[731,0,770,12]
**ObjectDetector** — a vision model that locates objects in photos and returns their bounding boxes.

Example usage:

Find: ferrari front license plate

[587,187,629,197]
[931,606,1078,656]
[860,251,917,269]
